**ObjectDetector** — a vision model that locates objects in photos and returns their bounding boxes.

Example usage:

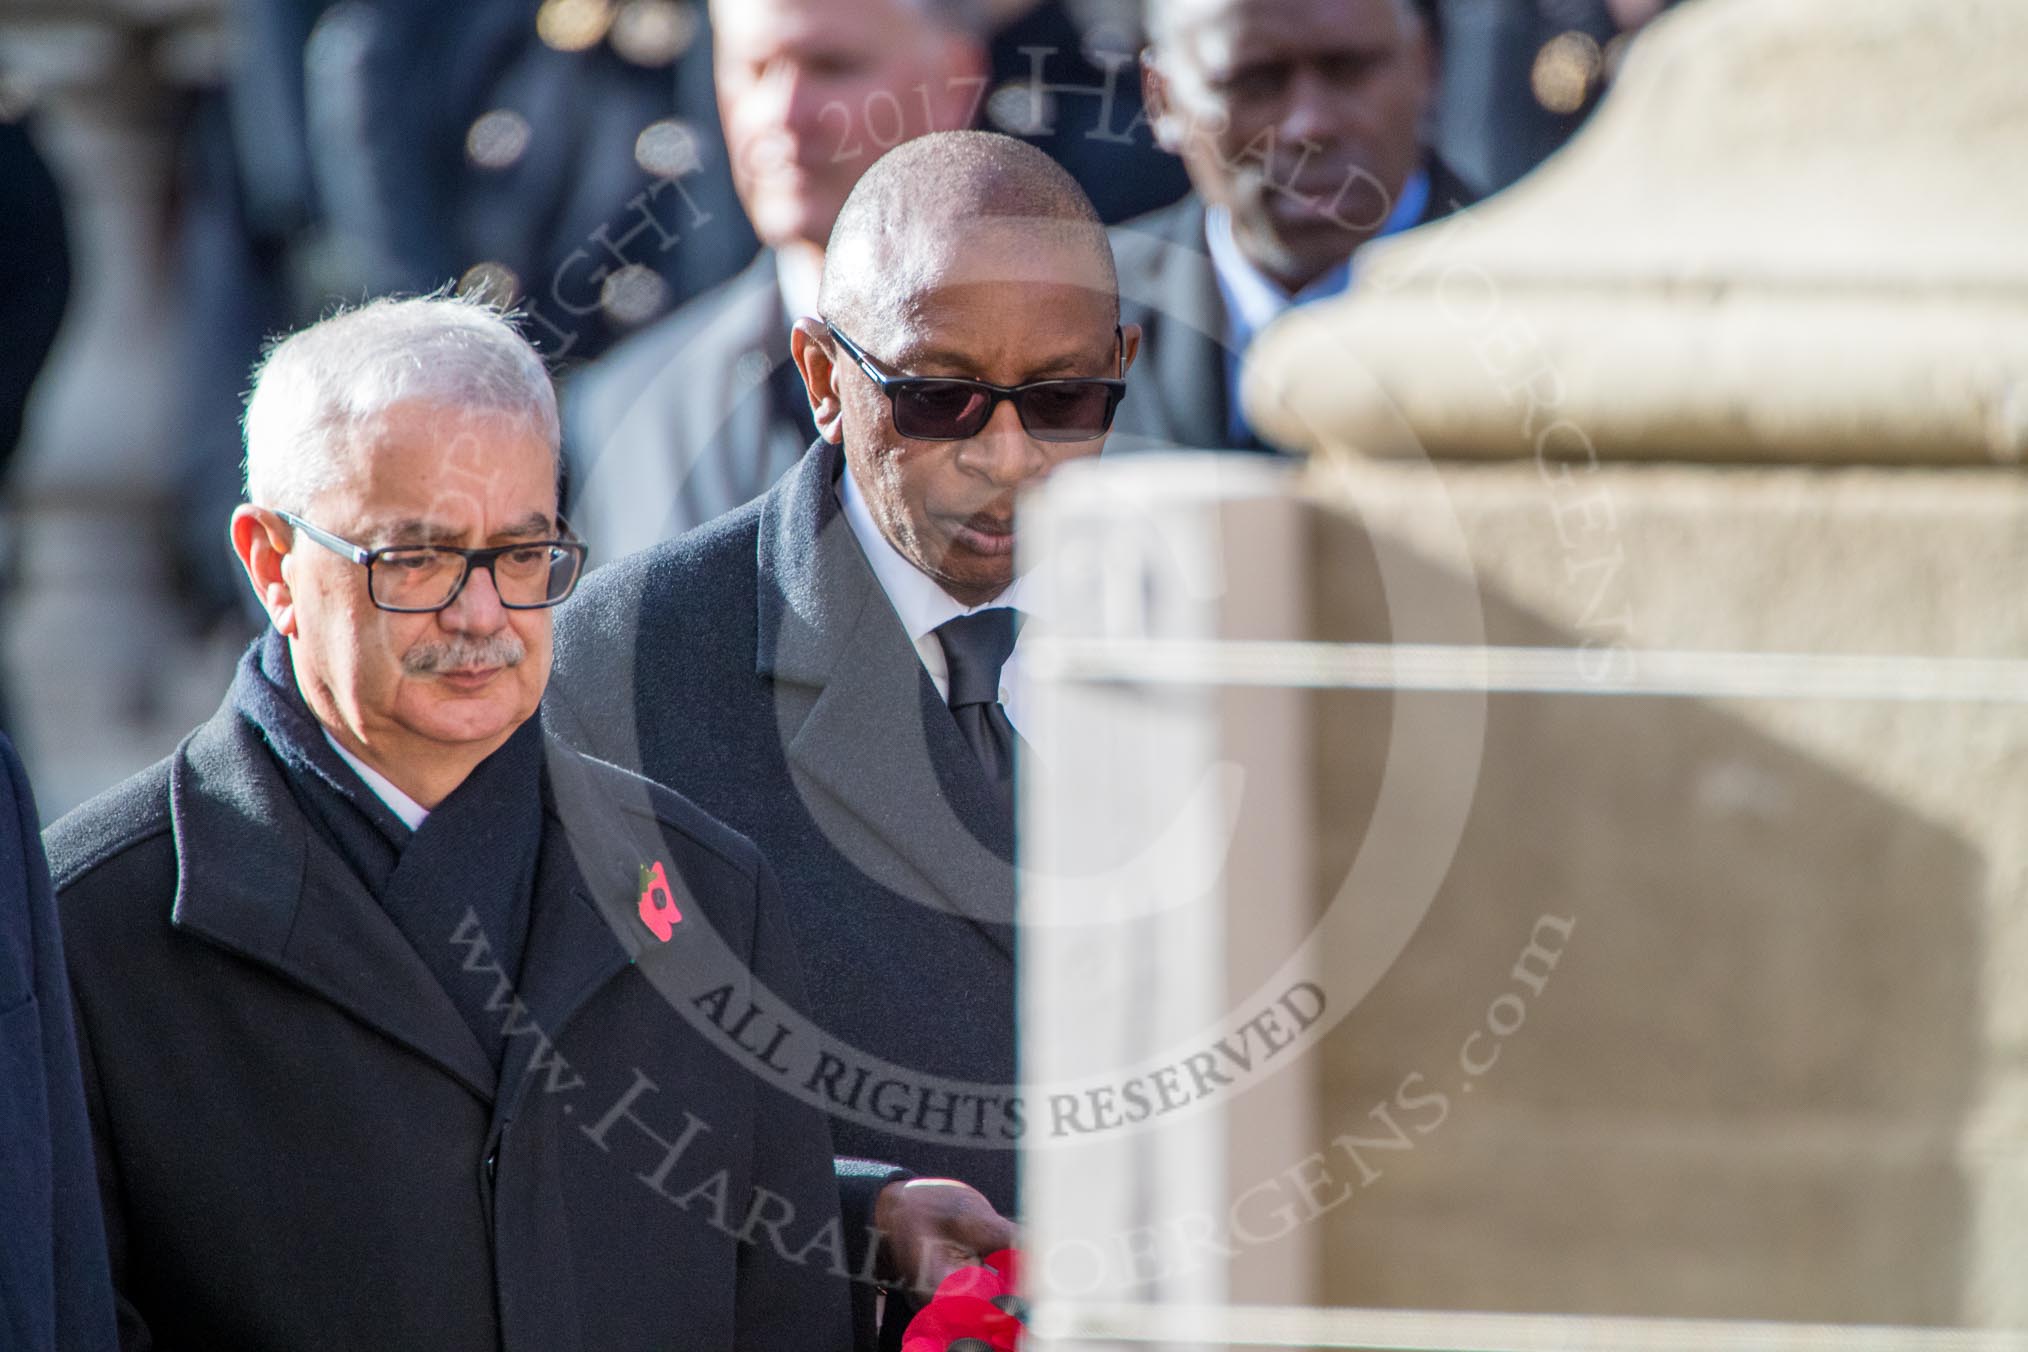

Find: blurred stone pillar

[1021,455,1323,1326]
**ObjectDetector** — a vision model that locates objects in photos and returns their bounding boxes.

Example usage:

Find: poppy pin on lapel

[638,861,682,942]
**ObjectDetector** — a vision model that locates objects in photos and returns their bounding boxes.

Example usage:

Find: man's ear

[1119,321,1145,376]
[1141,50,1185,155]
[790,319,847,445]
[231,505,298,636]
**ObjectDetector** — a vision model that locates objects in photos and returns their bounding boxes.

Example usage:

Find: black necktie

[934,608,1020,802]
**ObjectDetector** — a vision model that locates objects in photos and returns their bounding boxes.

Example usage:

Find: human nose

[439,558,509,631]
[963,397,1049,488]
[776,64,830,153]
[1278,64,1349,149]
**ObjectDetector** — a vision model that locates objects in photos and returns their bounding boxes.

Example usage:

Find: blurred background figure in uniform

[169,0,752,629]
[1434,0,1676,195]
[973,0,1190,222]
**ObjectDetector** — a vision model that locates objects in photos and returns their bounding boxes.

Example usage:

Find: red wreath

[900,1248,1024,1351]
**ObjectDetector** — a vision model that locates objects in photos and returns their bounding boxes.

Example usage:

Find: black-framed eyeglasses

[274,510,588,613]
[824,320,1127,443]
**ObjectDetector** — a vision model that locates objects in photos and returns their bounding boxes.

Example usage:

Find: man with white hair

[44,295,851,1350]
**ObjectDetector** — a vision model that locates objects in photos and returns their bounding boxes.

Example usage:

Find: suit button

[484,1148,498,1181]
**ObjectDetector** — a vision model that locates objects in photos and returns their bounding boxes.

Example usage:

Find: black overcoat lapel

[754,442,1016,958]
[168,710,498,1100]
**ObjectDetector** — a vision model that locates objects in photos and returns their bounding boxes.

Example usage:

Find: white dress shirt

[324,729,431,831]
[837,463,1038,742]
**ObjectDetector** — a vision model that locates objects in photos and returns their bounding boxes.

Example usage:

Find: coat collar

[754,437,879,687]
[167,704,660,1107]
[169,705,501,1099]
[752,440,1016,955]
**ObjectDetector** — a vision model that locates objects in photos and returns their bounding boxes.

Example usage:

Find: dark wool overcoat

[547,439,1020,1217]
[45,704,854,1352]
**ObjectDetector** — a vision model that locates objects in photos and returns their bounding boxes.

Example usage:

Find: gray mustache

[403,633,527,676]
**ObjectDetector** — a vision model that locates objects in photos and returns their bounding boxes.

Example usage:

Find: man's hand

[872,1177,1019,1300]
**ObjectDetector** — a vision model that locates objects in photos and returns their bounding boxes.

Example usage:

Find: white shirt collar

[1206,205,1332,344]
[322,730,430,831]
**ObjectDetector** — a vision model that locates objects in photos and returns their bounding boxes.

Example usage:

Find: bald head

[817,131,1117,343]
[792,129,1138,607]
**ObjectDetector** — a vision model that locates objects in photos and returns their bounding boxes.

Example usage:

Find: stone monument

[1022,0,2028,1345]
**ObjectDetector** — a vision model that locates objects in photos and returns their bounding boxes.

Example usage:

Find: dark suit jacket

[564,251,816,567]
[45,705,850,1352]
[546,440,1019,1215]
[0,734,117,1352]
[1109,157,1478,452]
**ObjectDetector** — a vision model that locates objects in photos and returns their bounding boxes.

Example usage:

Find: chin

[947,561,1016,603]
[407,693,533,750]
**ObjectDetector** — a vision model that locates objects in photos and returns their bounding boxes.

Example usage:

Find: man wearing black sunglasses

[550,130,1139,1343]
[44,296,851,1351]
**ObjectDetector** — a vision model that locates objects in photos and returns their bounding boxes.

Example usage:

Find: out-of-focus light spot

[611,0,699,68]
[467,109,533,170]
[601,264,668,326]
[1531,30,1603,116]
[459,261,522,304]
[634,118,700,179]
[985,82,1054,137]
[536,0,613,53]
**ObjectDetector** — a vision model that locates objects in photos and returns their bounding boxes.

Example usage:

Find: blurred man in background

[1111,0,1474,451]
[563,0,990,564]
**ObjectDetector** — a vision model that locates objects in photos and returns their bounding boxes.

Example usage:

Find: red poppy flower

[901,1249,1025,1352]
